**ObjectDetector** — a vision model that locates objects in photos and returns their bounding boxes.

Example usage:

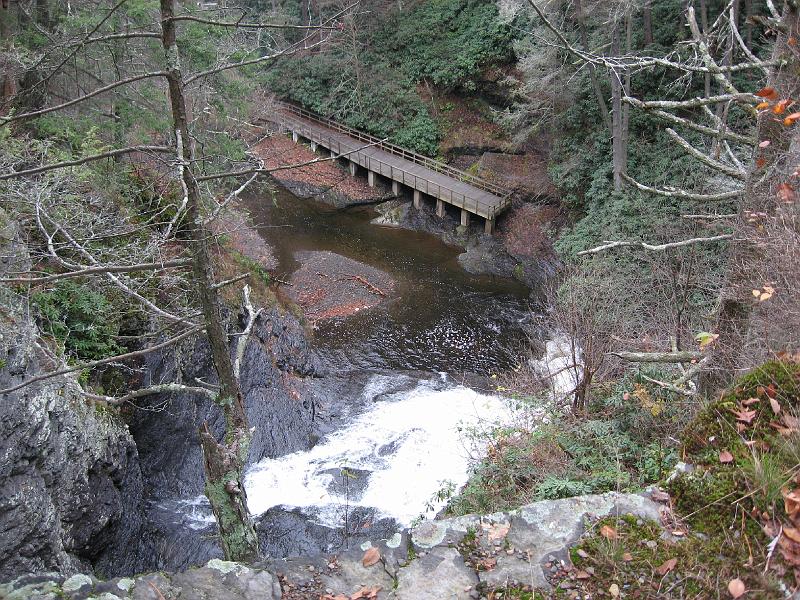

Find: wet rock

[256,506,399,559]
[0,314,144,581]
[122,305,320,574]
[321,467,372,501]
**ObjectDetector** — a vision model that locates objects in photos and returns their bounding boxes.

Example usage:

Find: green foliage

[447,375,687,516]
[32,280,122,362]
[262,0,516,155]
[371,0,515,89]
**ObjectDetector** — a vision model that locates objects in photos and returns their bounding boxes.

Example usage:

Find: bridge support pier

[436,199,445,218]
[292,131,298,143]
[485,217,495,235]
[310,141,318,152]
[368,171,376,187]
[460,209,470,227]
[413,190,422,209]
[392,181,400,196]
[349,161,357,177]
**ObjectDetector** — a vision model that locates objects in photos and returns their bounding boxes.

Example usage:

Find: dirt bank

[283,251,395,323]
[253,134,393,208]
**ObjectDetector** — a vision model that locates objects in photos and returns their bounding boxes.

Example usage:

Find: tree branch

[0,145,173,180]
[84,382,217,405]
[1,326,205,396]
[622,172,743,201]
[578,234,732,255]
[611,350,704,362]
[0,259,192,285]
[1,72,169,127]
[665,128,748,180]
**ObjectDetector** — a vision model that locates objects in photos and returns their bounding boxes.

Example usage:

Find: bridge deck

[270,102,512,222]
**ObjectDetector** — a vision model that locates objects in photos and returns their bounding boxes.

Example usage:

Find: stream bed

[169,186,538,559]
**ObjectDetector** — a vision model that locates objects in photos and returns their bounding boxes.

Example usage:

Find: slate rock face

[0,319,144,581]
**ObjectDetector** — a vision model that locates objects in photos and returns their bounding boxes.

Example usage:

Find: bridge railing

[272,100,513,200]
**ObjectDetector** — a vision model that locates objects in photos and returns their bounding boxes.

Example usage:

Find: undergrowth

[446,372,688,516]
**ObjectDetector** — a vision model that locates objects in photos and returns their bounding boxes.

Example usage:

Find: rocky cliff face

[0,317,144,581]
[114,303,322,575]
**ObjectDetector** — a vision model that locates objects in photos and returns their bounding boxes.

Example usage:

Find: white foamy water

[531,332,584,403]
[244,376,509,526]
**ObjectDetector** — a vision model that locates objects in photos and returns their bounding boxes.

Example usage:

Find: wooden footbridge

[268,101,513,233]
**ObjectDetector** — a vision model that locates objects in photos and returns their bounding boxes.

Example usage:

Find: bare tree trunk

[701,4,800,394]
[700,0,711,97]
[159,0,260,563]
[642,3,653,46]
[610,25,625,192]
[575,0,611,133]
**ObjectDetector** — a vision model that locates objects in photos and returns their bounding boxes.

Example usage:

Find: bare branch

[577,234,732,255]
[0,146,173,180]
[622,173,743,201]
[665,128,748,180]
[196,137,387,182]
[624,98,755,145]
[0,326,205,396]
[0,259,192,285]
[625,93,760,110]
[611,350,704,362]
[233,285,262,379]
[1,72,169,127]
[85,382,217,405]
[168,15,339,30]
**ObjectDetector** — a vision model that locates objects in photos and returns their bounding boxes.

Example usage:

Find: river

[178,185,537,556]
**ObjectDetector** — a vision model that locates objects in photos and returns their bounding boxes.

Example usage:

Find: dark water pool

[240,186,533,375]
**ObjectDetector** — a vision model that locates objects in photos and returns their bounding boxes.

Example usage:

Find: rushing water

[177,187,537,542]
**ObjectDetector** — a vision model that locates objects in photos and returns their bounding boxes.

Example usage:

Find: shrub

[33,280,122,362]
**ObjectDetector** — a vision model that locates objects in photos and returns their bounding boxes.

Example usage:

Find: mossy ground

[546,358,800,599]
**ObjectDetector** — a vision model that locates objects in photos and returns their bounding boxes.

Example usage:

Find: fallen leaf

[476,557,497,571]
[656,557,678,575]
[696,331,720,348]
[766,383,778,398]
[790,36,798,45]
[756,101,771,110]
[600,525,618,540]
[728,578,746,598]
[756,86,778,99]
[733,408,757,424]
[770,397,781,414]
[774,99,792,114]
[575,570,592,579]
[622,552,633,562]
[719,450,734,464]
[779,183,795,203]
[784,527,800,543]
[487,523,510,542]
[759,139,771,148]
[609,583,620,598]
[576,548,590,559]
[361,547,380,567]
[742,397,761,406]
[785,488,800,518]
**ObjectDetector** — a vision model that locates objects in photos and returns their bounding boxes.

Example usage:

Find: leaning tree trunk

[159,0,260,563]
[701,1,800,394]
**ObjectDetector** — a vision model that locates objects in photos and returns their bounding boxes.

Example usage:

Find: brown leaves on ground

[600,525,617,540]
[719,449,734,464]
[321,586,381,600]
[486,522,510,542]
[655,557,678,576]
[361,547,381,567]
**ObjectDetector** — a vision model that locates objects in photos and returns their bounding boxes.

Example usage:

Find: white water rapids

[243,374,510,527]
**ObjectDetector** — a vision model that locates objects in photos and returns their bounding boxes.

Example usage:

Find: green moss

[564,514,780,599]
[682,360,800,463]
